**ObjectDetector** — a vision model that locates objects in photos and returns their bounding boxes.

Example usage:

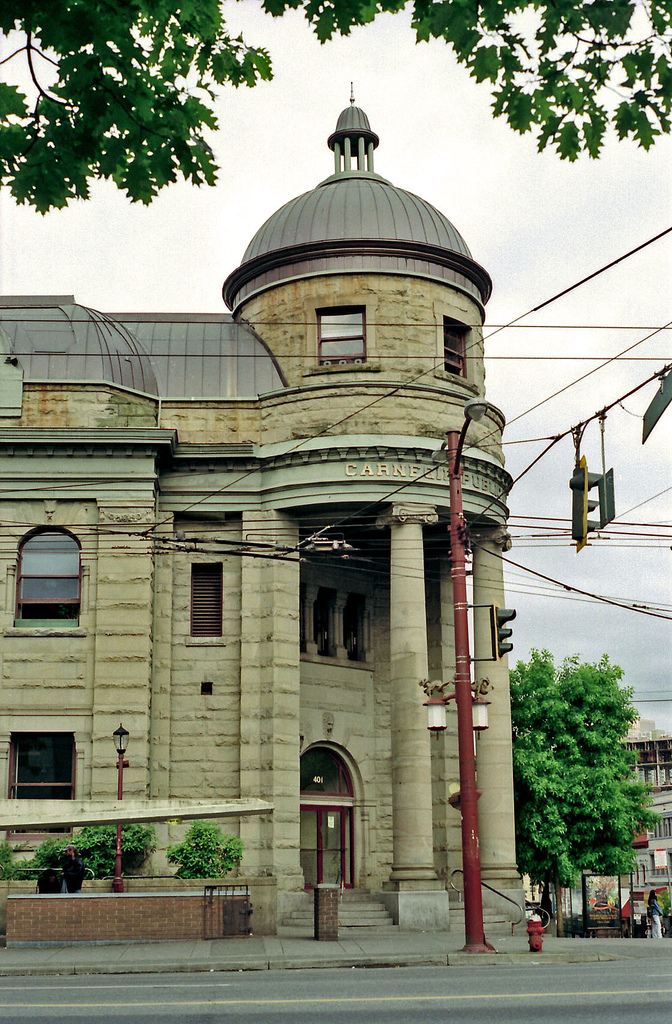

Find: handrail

[482,881,524,926]
[448,868,524,926]
[7,866,95,881]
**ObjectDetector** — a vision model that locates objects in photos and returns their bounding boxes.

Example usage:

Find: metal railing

[449,867,525,928]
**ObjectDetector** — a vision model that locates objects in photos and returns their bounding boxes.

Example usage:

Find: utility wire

[500,554,672,622]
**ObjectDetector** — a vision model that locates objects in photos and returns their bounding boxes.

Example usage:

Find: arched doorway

[300,747,354,889]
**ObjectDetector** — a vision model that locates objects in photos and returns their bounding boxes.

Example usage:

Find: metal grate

[203,885,252,939]
[191,564,223,637]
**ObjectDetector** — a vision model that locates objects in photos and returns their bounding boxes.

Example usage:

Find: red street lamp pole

[446,403,491,953]
[112,724,129,894]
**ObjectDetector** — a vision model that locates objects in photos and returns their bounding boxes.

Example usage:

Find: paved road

[1,959,671,1023]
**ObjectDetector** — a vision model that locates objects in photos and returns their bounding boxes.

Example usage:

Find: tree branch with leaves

[1,1,671,212]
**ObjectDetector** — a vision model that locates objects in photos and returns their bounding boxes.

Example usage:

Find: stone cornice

[0,427,177,453]
[224,237,492,311]
[173,442,255,458]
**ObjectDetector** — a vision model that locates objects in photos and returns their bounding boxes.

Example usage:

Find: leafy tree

[511,649,657,932]
[166,820,244,878]
[2,2,671,212]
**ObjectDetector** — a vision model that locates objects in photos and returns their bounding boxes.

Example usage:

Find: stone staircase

[279,889,398,933]
[448,896,522,937]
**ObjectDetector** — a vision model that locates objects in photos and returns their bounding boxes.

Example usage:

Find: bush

[166,821,243,879]
[74,824,156,878]
[7,825,156,881]
[9,837,68,879]
[0,840,14,879]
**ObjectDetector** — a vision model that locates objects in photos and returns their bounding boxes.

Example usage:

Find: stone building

[0,100,520,929]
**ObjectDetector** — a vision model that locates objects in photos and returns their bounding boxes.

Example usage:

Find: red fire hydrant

[527,915,544,952]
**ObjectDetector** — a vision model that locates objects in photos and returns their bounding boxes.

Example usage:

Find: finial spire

[328,95,379,176]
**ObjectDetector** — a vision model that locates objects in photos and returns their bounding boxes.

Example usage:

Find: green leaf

[505,91,534,133]
[0,82,28,118]
[615,100,636,139]
[471,45,500,84]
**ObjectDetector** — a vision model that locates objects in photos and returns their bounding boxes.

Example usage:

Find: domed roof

[0,297,159,395]
[223,100,491,312]
[241,177,473,264]
[0,298,287,399]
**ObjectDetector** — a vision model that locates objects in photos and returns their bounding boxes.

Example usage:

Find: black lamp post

[112,723,129,894]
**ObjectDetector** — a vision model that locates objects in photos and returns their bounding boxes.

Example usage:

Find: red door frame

[300,803,353,889]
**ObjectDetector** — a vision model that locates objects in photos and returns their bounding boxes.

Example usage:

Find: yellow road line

[1,988,672,1009]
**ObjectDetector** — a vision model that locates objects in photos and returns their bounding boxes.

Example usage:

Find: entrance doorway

[300,747,354,888]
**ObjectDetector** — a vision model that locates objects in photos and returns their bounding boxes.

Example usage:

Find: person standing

[60,844,85,894]
[648,889,663,939]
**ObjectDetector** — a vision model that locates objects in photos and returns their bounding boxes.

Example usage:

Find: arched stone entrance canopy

[300,746,354,888]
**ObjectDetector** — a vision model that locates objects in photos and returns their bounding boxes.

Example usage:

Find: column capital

[471,526,512,552]
[376,503,438,528]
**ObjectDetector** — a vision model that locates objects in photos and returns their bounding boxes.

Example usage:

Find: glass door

[300,805,352,888]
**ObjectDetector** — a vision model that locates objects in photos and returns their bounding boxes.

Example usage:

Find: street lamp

[112,723,129,894]
[429,397,495,953]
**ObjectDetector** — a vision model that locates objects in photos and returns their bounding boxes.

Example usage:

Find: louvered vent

[191,564,223,637]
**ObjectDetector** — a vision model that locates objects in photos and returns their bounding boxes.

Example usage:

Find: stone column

[427,551,461,883]
[378,503,438,886]
[91,503,155,801]
[472,527,522,898]
[239,511,304,906]
[303,583,319,657]
[149,514,174,800]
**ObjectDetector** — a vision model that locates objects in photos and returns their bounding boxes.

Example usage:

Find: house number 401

[313,776,324,784]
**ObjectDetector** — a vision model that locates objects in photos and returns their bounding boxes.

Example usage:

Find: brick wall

[6,892,248,946]
[1,876,276,937]
[314,884,339,941]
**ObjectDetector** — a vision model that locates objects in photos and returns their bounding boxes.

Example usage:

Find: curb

[0,950,622,977]
[447,951,622,966]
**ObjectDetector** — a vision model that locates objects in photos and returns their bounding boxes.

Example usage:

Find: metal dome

[0,298,159,395]
[223,103,491,313]
[240,177,474,263]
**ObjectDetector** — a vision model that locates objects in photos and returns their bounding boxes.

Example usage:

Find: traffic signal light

[489,605,516,662]
[569,456,615,552]
[598,468,615,528]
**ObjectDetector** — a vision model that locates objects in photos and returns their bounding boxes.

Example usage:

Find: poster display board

[582,875,621,934]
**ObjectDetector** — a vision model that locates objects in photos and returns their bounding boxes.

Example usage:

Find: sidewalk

[1,927,671,977]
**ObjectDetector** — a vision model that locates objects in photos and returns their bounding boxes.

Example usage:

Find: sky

[1,3,671,729]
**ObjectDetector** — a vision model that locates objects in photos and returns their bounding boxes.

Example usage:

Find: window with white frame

[16,530,81,623]
[317,307,365,365]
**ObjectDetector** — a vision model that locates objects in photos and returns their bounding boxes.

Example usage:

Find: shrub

[74,824,157,878]
[8,825,156,881]
[10,837,68,879]
[0,840,13,879]
[166,821,243,878]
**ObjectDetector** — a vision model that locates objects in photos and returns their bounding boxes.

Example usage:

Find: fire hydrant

[527,915,544,952]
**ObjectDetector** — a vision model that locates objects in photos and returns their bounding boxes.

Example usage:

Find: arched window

[300,747,353,796]
[16,531,81,624]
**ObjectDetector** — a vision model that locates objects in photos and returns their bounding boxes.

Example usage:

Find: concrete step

[279,891,396,931]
